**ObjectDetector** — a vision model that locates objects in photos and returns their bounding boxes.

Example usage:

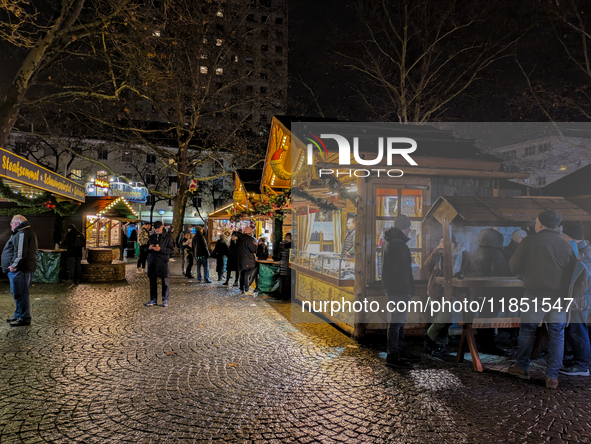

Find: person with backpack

[60,223,86,285]
[508,210,577,388]
[561,221,591,376]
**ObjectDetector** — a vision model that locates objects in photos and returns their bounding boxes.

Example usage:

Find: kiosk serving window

[375,188,423,281]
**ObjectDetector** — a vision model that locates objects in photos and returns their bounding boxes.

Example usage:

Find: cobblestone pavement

[1,262,590,443]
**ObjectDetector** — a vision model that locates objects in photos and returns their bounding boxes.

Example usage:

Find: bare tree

[0,0,135,146]
[335,0,521,122]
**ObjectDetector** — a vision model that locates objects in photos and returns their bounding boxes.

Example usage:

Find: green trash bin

[33,250,62,283]
[258,262,280,296]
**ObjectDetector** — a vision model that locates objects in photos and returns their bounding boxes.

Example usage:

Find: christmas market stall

[0,147,85,283]
[60,196,140,282]
[272,119,531,338]
[206,169,265,250]
[423,195,591,371]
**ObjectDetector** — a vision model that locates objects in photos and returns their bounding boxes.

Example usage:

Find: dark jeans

[240,268,256,291]
[216,256,227,280]
[387,293,411,355]
[567,308,590,369]
[224,270,239,284]
[149,275,170,303]
[516,292,566,379]
[137,248,149,269]
[8,271,33,322]
[185,253,194,277]
[67,256,82,284]
[196,257,210,281]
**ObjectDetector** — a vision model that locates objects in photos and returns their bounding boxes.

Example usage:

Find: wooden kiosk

[424,195,591,371]
[261,118,531,337]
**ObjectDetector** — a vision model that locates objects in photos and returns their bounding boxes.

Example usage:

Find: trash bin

[33,250,63,283]
[258,261,280,296]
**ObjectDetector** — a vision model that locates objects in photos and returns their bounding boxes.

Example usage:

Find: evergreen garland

[229,190,291,222]
[291,188,338,212]
[0,177,81,217]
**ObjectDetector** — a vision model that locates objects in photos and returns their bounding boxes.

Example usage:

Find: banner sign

[0,147,85,202]
[86,181,148,203]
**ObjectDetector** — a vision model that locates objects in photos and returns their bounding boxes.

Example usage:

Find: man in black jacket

[192,226,211,283]
[1,215,38,326]
[237,225,258,296]
[145,221,175,307]
[60,223,85,285]
[508,210,576,389]
[382,215,419,369]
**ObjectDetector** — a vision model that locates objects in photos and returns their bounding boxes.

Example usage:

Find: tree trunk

[171,174,189,244]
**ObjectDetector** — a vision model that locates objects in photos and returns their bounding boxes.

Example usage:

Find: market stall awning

[77,196,139,222]
[209,202,246,219]
[0,147,85,202]
[424,196,591,226]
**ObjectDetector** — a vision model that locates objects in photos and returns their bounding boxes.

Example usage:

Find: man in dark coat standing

[508,210,576,389]
[145,221,175,307]
[192,226,211,283]
[60,223,85,285]
[2,215,38,326]
[382,215,419,369]
[237,225,258,296]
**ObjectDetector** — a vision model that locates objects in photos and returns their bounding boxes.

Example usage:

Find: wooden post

[433,202,458,301]
[353,176,368,339]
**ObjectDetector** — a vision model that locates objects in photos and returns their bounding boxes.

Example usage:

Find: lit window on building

[96,171,108,180]
[217,10,223,17]
[200,66,208,74]
[216,39,223,46]
[216,68,224,75]
[152,30,161,37]
[200,54,207,59]
[70,169,82,181]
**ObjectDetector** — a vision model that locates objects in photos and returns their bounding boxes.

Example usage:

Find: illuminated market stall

[64,196,140,260]
[264,118,530,337]
[0,147,86,282]
[207,169,268,249]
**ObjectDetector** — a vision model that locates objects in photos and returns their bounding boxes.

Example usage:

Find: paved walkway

[1,263,590,443]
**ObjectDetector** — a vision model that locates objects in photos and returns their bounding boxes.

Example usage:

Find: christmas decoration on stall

[0,178,81,217]
[291,187,338,212]
[229,190,291,222]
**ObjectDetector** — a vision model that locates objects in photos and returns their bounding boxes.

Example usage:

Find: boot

[386,353,414,369]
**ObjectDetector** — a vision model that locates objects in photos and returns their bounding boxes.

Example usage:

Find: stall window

[375,188,423,281]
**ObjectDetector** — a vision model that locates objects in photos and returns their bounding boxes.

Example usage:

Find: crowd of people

[382,210,591,389]
[137,221,292,306]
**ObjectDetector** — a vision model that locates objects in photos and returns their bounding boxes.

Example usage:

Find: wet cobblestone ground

[1,262,590,443]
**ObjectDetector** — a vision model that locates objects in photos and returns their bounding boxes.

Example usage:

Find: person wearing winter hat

[382,214,419,369]
[508,211,577,388]
[561,221,591,376]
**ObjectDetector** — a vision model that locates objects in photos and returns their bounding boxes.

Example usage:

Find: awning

[424,196,591,226]
[77,196,139,222]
